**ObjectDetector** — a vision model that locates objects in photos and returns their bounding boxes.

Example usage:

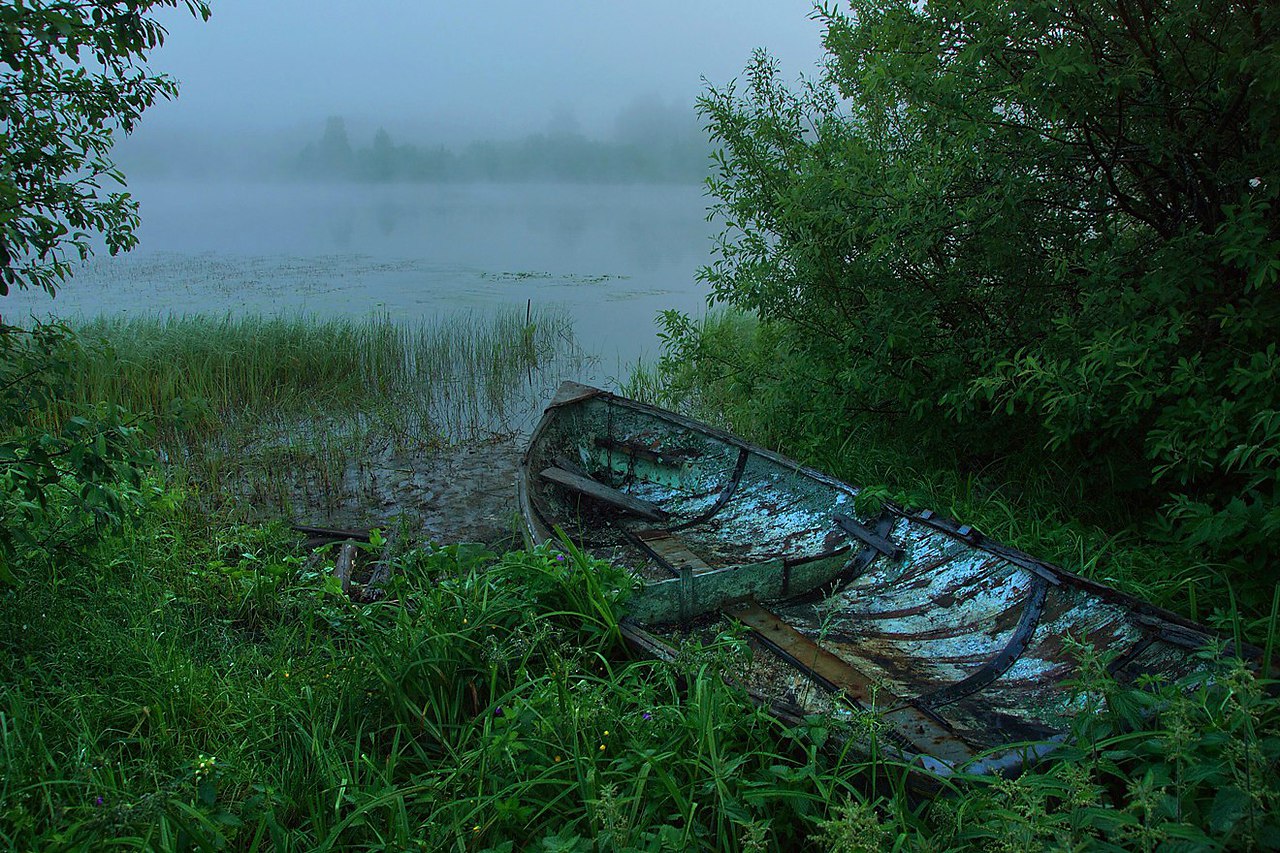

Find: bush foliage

[692,0,1279,604]
[0,322,153,581]
[0,0,210,297]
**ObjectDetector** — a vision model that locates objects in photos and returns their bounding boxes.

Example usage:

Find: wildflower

[283,671,290,679]
[599,744,606,752]
[555,554,565,562]
[554,755,562,762]
[641,711,652,721]
[603,730,610,736]
[473,825,481,833]
[94,796,104,806]
[494,705,504,717]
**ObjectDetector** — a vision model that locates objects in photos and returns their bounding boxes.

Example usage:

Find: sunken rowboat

[517,381,1250,776]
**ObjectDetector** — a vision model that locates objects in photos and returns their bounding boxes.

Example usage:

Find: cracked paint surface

[521,384,1233,765]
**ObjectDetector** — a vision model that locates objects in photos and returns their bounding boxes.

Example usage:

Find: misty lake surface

[6,181,718,373]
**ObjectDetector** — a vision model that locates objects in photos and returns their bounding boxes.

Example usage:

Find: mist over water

[6,180,717,373]
[4,2,828,386]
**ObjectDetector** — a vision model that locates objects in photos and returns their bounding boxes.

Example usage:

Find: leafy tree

[365,126,397,181]
[694,1,1278,599]
[0,1,208,579]
[0,0,210,297]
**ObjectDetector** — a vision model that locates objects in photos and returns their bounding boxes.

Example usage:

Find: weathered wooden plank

[833,512,902,560]
[358,524,399,603]
[539,466,668,521]
[914,574,1051,709]
[724,598,975,768]
[334,542,357,596]
[595,436,692,468]
[628,526,715,575]
[628,557,828,625]
[549,380,603,408]
[292,523,371,542]
[671,447,750,530]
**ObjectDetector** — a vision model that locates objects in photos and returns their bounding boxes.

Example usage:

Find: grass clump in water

[61,309,577,441]
[37,309,587,517]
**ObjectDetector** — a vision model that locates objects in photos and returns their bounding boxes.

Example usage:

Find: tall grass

[39,310,589,515]
[1,491,1275,850]
[60,309,581,441]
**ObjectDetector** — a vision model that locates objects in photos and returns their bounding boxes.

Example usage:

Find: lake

[4,181,718,374]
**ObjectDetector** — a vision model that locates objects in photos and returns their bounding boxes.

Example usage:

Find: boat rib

[518,381,1262,778]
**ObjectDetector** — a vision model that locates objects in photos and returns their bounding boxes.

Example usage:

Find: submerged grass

[62,309,579,440]
[45,310,588,517]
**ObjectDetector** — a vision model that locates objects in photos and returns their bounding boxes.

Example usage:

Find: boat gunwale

[519,383,1262,661]
[516,382,1268,780]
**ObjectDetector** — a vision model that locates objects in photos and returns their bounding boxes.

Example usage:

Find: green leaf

[1208,785,1250,834]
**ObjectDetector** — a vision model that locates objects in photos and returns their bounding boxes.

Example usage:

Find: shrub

[692,1,1280,608]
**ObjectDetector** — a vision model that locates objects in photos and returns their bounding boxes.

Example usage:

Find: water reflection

[373,200,399,237]
[6,181,717,367]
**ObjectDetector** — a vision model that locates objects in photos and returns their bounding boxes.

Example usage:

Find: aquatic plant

[29,309,589,516]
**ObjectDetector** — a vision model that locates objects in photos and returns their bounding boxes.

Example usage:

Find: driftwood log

[333,542,358,597]
[295,523,400,604]
[292,524,371,542]
[358,525,399,603]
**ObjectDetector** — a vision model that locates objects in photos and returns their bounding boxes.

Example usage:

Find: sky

[137,0,830,142]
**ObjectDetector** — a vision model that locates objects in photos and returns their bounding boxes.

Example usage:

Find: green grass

[40,310,588,516]
[62,309,581,440]
[1,483,1276,850]
[2,313,1278,850]
[0,494,858,850]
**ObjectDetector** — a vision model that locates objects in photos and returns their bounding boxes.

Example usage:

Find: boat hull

[518,382,1249,775]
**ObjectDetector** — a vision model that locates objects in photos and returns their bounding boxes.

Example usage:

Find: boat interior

[522,389,1227,769]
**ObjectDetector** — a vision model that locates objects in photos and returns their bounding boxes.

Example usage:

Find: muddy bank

[276,434,527,550]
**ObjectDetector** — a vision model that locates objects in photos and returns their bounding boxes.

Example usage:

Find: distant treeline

[296,116,711,184]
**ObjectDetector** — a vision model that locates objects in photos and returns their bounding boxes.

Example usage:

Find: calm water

[5,181,718,371]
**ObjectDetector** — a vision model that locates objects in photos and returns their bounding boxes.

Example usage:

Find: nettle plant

[0,322,155,580]
[945,646,1280,851]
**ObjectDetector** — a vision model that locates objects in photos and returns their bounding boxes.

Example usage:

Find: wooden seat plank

[627,525,715,575]
[724,598,975,768]
[539,466,668,522]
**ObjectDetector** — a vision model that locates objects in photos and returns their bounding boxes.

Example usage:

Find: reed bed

[63,309,574,436]
[48,309,589,515]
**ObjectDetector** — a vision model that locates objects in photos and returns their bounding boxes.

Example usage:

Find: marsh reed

[45,308,588,514]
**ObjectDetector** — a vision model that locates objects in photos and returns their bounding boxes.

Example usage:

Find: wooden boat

[518,381,1250,777]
